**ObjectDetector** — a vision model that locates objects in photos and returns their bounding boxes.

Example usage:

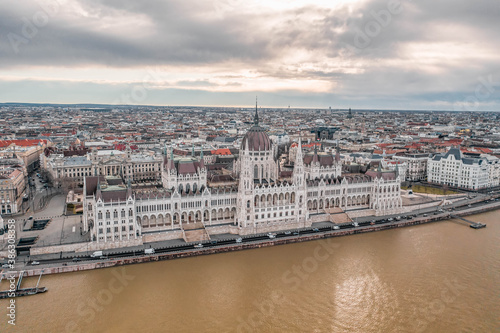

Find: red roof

[376,143,393,148]
[0,139,47,148]
[211,148,232,155]
[302,142,321,148]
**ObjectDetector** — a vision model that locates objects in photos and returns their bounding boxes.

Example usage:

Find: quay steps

[326,208,353,224]
[182,222,210,243]
[183,229,210,243]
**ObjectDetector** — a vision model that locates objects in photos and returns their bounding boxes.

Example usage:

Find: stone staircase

[182,222,210,243]
[325,208,353,224]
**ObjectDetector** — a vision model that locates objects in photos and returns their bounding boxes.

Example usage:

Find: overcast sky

[1,0,499,110]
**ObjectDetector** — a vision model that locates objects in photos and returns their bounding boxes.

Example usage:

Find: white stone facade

[84,110,403,245]
[392,153,428,181]
[427,147,498,190]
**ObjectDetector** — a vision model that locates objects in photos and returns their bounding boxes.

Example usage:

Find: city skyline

[1,0,499,110]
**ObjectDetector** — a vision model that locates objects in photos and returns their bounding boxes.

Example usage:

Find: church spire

[254,96,259,125]
[200,146,205,168]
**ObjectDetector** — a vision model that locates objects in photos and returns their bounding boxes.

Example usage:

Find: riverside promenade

[4,198,500,278]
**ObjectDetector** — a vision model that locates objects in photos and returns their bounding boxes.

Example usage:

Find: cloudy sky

[1,0,499,110]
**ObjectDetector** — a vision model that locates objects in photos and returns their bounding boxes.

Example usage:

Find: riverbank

[5,199,500,278]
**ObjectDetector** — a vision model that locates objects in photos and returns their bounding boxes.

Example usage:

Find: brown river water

[1,211,499,333]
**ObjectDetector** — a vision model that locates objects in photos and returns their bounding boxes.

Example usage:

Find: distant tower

[254,96,259,125]
[347,108,353,119]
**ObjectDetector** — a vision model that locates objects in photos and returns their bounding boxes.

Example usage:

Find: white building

[428,147,498,190]
[392,153,429,181]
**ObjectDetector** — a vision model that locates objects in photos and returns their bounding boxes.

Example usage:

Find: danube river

[2,211,499,332]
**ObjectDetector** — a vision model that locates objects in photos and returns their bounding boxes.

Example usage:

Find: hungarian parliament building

[83,109,402,247]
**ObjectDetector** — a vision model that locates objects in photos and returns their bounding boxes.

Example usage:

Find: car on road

[352,222,359,227]
[210,240,218,245]
[2,264,11,268]
[312,228,320,232]
[31,261,40,265]
[388,218,394,222]
[267,233,276,239]
[194,244,203,248]
[284,231,292,235]
[235,237,243,243]
[333,225,340,230]
[293,231,300,235]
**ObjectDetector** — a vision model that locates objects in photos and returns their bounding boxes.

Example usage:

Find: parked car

[333,225,340,230]
[31,261,40,265]
[235,237,243,243]
[194,244,203,248]
[284,231,292,235]
[312,228,320,232]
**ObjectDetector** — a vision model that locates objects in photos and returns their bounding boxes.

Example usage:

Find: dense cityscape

[1,104,499,248]
[1,0,500,331]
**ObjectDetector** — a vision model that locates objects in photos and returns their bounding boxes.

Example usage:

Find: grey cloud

[1,0,500,110]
